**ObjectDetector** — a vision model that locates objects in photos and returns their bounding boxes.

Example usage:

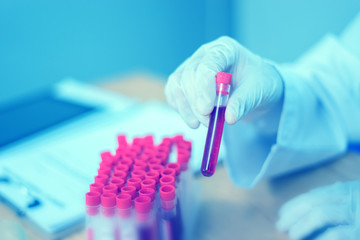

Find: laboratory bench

[1,74,360,240]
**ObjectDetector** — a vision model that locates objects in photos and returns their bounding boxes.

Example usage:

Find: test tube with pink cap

[134,196,157,240]
[158,185,183,240]
[100,193,119,239]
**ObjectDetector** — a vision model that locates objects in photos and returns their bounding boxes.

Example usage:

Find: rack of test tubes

[85,134,194,240]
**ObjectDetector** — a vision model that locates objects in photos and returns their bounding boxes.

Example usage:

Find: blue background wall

[1,0,360,105]
[233,0,360,62]
[0,0,231,104]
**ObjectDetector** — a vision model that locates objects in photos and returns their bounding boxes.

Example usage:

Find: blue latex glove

[277,181,360,240]
[164,36,284,129]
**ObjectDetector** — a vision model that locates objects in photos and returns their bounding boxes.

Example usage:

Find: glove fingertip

[225,107,237,125]
[197,100,214,116]
[186,118,200,129]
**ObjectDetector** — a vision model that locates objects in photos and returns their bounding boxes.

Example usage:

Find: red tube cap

[216,72,232,84]
[101,193,116,207]
[112,171,127,181]
[160,176,175,186]
[90,183,104,194]
[98,166,112,176]
[116,194,132,209]
[94,174,109,185]
[144,135,154,145]
[102,184,118,195]
[117,134,128,147]
[100,151,113,162]
[115,164,129,173]
[131,170,146,180]
[141,179,156,190]
[148,158,162,166]
[173,135,184,143]
[121,186,137,199]
[145,171,160,183]
[161,168,176,178]
[133,162,147,172]
[86,192,101,206]
[134,196,152,214]
[127,177,142,190]
[139,188,155,202]
[150,164,164,173]
[109,178,125,190]
[137,154,149,162]
[120,158,133,168]
[166,162,181,176]
[160,185,176,201]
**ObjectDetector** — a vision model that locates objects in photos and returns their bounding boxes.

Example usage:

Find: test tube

[100,193,118,240]
[116,194,136,239]
[85,192,101,240]
[201,72,232,177]
[159,185,183,240]
[134,196,157,240]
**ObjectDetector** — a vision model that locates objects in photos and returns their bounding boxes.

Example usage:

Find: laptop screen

[0,93,95,149]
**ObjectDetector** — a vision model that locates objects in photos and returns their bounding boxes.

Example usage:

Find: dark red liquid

[201,106,226,177]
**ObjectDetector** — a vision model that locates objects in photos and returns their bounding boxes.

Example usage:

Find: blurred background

[1,0,360,105]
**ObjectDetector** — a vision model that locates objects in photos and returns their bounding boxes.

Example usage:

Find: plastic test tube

[201,72,232,177]
[100,193,119,240]
[116,194,136,239]
[85,192,101,240]
[159,185,182,240]
[134,196,157,240]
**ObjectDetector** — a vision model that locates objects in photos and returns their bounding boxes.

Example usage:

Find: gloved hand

[164,36,284,129]
[277,181,360,240]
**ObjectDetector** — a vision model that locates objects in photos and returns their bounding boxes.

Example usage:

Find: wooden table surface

[1,74,360,240]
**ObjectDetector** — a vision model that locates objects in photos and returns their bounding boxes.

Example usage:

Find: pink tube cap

[150,164,164,173]
[139,188,155,202]
[144,135,154,145]
[117,134,128,147]
[101,193,116,207]
[90,183,104,194]
[94,174,109,185]
[102,184,118,195]
[177,140,192,151]
[134,196,152,214]
[116,194,132,209]
[115,164,129,173]
[127,177,142,190]
[145,171,160,183]
[166,163,181,176]
[160,176,175,186]
[160,185,176,201]
[148,158,162,166]
[112,171,127,181]
[109,178,125,190]
[132,170,146,180]
[161,168,176,178]
[141,179,156,190]
[177,150,190,164]
[154,152,168,165]
[216,72,232,84]
[121,186,137,199]
[86,192,101,206]
[137,154,149,162]
[100,151,113,162]
[120,158,133,168]
[133,162,147,172]
[173,135,184,143]
[98,166,112,176]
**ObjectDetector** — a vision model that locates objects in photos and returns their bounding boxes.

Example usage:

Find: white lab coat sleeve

[224,18,360,188]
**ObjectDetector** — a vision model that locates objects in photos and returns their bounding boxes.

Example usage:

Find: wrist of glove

[277,181,360,240]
